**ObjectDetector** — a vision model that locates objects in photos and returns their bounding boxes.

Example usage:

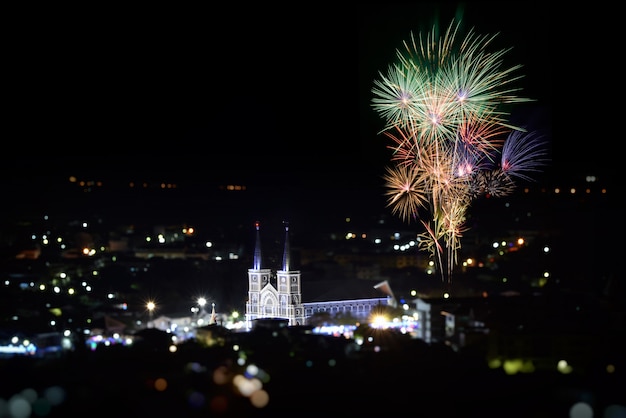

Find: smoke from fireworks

[372,19,549,287]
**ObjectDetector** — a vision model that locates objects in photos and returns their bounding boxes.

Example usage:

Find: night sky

[2,2,618,219]
[0,2,622,310]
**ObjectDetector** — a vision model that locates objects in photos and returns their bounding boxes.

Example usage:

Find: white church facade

[245,221,306,329]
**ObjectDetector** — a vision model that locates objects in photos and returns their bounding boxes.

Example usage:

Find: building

[245,221,306,328]
[244,221,431,334]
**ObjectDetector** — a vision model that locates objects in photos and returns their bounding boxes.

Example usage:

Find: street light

[147,301,156,328]
[197,297,207,315]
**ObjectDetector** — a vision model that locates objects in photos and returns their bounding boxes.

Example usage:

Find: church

[245,221,306,329]
[244,221,395,330]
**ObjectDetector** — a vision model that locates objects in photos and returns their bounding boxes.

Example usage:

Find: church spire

[282,221,290,272]
[253,221,262,270]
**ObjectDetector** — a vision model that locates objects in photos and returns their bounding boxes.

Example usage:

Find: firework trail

[372,19,549,288]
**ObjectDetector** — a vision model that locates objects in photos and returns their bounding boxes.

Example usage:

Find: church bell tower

[245,221,304,329]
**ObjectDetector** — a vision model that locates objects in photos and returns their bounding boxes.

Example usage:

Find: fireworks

[382,163,428,223]
[372,19,549,286]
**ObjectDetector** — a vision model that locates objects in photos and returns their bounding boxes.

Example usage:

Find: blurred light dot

[234,376,262,397]
[213,366,230,385]
[186,362,205,373]
[8,395,31,418]
[154,378,167,392]
[187,391,205,409]
[569,402,592,418]
[20,388,37,404]
[249,389,269,408]
[246,364,259,377]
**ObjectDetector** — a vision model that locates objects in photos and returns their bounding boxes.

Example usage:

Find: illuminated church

[245,221,305,329]
[243,221,422,333]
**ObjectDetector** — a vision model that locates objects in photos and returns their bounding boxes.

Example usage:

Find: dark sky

[4,2,615,205]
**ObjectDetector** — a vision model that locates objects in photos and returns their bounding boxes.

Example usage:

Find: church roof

[303,279,385,303]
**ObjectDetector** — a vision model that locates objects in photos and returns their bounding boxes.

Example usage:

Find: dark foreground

[1,328,624,418]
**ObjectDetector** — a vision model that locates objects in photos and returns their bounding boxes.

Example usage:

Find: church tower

[276,222,305,326]
[245,221,304,329]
